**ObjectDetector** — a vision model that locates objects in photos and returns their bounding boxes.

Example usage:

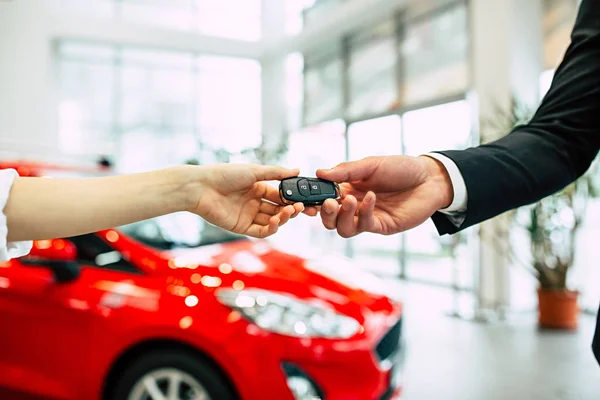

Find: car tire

[110,349,237,400]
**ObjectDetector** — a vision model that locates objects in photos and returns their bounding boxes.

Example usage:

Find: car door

[0,241,97,400]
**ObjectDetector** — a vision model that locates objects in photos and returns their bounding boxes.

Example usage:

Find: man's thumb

[317,160,370,183]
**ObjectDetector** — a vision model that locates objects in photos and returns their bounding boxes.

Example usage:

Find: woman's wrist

[155,165,206,214]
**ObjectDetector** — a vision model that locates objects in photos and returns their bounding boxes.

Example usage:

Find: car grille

[375,318,402,362]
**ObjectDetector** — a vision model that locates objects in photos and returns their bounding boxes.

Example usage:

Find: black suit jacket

[431,0,600,363]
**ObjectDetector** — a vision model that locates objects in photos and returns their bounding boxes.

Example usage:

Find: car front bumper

[225,313,405,400]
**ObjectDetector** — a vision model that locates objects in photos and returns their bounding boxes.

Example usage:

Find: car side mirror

[22,239,80,283]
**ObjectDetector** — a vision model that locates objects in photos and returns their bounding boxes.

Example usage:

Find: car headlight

[216,289,360,339]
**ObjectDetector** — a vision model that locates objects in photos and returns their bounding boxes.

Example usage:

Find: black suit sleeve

[432,0,600,235]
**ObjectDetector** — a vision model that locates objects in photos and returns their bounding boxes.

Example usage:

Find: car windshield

[118,212,244,250]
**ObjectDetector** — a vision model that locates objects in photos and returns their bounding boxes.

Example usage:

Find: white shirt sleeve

[0,169,32,262]
[425,152,468,217]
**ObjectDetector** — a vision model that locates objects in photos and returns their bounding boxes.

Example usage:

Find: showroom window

[303,47,344,126]
[401,2,469,107]
[59,0,262,41]
[56,41,261,171]
[341,101,473,283]
[401,100,473,287]
[347,115,404,276]
[347,21,398,120]
[301,0,469,126]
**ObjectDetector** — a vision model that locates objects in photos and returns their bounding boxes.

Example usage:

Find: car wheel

[111,350,237,400]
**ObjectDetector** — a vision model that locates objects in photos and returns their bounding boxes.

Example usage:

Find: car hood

[158,240,399,321]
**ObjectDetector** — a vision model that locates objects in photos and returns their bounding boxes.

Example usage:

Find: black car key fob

[279,177,341,206]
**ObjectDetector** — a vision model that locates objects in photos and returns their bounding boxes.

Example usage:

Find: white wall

[0,0,58,161]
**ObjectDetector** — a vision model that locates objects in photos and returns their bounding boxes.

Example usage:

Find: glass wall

[347,22,398,120]
[340,100,473,283]
[303,47,344,126]
[347,115,403,277]
[296,0,472,286]
[57,41,261,172]
[402,101,473,287]
[273,119,347,255]
[401,3,469,106]
[301,0,469,124]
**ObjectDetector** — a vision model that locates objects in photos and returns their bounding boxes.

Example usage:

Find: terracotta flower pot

[537,288,580,330]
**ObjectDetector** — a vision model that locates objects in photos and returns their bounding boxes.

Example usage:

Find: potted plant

[485,98,599,329]
[524,170,596,329]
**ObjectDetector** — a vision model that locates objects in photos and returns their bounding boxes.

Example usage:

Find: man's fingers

[320,199,340,230]
[251,165,299,181]
[356,191,376,233]
[336,195,358,238]
[316,157,379,183]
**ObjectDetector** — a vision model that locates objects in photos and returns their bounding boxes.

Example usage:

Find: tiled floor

[388,281,600,400]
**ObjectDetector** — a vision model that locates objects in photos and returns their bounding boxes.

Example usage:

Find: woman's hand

[185,164,305,238]
[5,164,304,242]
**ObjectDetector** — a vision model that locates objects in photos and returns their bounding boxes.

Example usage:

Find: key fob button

[309,182,321,195]
[297,179,311,196]
[286,189,293,196]
[319,181,335,195]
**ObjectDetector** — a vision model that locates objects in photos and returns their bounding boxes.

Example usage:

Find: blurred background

[1,0,600,399]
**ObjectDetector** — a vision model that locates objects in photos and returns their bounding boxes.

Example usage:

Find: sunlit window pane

[347,116,403,271]
[348,21,398,119]
[285,53,305,131]
[402,100,472,155]
[58,44,116,154]
[402,3,468,106]
[402,101,473,287]
[304,49,343,126]
[57,41,261,168]
[196,56,262,153]
[347,115,402,161]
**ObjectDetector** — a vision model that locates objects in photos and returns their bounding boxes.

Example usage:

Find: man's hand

[187,164,305,239]
[310,156,454,238]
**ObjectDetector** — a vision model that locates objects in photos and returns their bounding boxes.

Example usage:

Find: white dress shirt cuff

[425,153,468,214]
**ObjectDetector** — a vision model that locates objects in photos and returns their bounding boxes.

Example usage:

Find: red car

[0,162,404,400]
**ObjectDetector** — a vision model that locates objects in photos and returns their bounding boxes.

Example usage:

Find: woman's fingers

[291,202,305,218]
[247,216,280,238]
[250,165,299,182]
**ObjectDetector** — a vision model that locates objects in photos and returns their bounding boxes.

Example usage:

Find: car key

[279,177,341,206]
